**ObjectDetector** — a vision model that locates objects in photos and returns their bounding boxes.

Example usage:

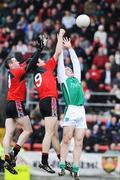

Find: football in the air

[76,14,90,28]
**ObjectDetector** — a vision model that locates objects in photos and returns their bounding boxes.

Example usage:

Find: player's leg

[2,118,18,174]
[6,115,32,172]
[72,128,85,180]
[39,116,57,173]
[72,106,87,180]
[73,129,85,165]
[59,126,74,176]
[3,118,16,161]
[39,97,58,173]
[52,121,72,173]
[13,115,33,156]
[51,121,60,159]
[3,101,17,159]
[9,101,32,158]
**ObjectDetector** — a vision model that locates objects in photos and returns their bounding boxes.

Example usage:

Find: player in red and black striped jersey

[33,29,66,173]
[7,63,26,101]
[34,56,58,100]
[2,35,48,174]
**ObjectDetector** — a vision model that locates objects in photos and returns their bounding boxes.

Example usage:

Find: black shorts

[6,101,27,119]
[39,97,58,118]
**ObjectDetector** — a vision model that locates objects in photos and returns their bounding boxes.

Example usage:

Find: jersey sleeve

[69,48,81,82]
[11,67,26,78]
[57,51,67,83]
[25,49,42,73]
[45,57,57,71]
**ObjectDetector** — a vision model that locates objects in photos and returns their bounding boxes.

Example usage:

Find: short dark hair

[5,56,14,69]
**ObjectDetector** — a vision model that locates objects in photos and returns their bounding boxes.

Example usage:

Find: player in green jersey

[57,37,87,180]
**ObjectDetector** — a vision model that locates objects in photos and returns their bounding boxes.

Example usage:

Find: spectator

[98,122,111,145]
[107,36,117,55]
[93,47,108,69]
[17,16,28,33]
[84,0,97,16]
[83,129,94,152]
[38,1,49,20]
[7,31,17,48]
[78,56,88,80]
[115,50,120,66]
[92,124,100,150]
[95,4,105,18]
[32,16,44,35]
[94,25,107,45]
[107,116,119,144]
[112,72,120,89]
[88,64,102,84]
[111,104,120,120]
[61,11,76,31]
[25,24,37,44]
[81,81,91,102]
[85,72,98,91]
[100,62,113,91]
[109,55,119,78]
[16,40,28,55]
[79,36,90,50]
[110,84,120,103]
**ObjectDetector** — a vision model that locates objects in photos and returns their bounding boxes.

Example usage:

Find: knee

[29,127,33,135]
[5,131,14,138]
[46,131,54,138]
[2,131,14,146]
[29,129,33,135]
[25,128,33,136]
[53,129,58,136]
[75,137,83,147]
[63,134,71,145]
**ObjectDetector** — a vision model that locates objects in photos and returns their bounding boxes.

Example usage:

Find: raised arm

[26,34,48,73]
[69,48,81,82]
[57,50,66,83]
[63,37,81,82]
[53,29,65,61]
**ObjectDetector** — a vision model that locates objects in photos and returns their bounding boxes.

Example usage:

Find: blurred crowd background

[0,0,120,153]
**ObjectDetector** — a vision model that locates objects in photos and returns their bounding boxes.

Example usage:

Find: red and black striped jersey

[7,67,26,101]
[34,57,58,100]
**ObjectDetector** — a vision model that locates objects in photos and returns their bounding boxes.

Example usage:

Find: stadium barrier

[16,150,120,177]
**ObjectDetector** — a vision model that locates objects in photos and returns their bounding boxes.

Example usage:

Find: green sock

[59,162,65,170]
[72,164,79,173]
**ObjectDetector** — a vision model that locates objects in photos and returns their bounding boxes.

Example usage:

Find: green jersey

[62,77,84,106]
[57,48,85,107]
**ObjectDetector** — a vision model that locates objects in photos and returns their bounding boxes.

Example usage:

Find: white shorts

[61,105,87,129]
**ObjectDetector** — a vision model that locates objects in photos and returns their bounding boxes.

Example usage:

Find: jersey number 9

[34,73,42,87]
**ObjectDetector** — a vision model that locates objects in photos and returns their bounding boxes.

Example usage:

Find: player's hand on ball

[63,37,72,49]
[37,34,48,50]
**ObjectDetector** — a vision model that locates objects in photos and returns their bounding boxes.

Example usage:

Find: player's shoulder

[10,67,25,76]
[46,56,55,63]
[45,57,57,69]
[50,56,56,62]
[34,67,42,76]
[34,66,47,76]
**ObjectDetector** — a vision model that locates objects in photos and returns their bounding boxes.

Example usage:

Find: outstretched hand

[63,37,72,49]
[57,29,66,40]
[59,28,66,36]
[36,34,48,50]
